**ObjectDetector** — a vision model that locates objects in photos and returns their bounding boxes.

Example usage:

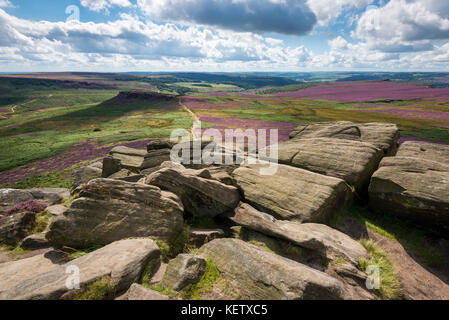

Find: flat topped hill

[107,91,177,105]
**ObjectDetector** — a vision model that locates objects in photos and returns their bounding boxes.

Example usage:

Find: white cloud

[307,0,374,26]
[355,0,449,52]
[0,0,13,8]
[137,0,317,36]
[80,0,132,12]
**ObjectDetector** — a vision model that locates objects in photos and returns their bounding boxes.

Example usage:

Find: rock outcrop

[198,239,350,300]
[0,239,160,300]
[232,163,352,223]
[161,254,206,291]
[369,141,449,231]
[109,146,147,172]
[289,121,399,155]
[73,166,102,189]
[229,203,368,265]
[263,138,383,191]
[46,179,184,248]
[146,166,240,217]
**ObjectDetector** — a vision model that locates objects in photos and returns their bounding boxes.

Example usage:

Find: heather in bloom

[275,81,449,102]
[6,200,47,215]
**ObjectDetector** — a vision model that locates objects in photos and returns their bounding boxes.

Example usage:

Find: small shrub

[6,200,47,215]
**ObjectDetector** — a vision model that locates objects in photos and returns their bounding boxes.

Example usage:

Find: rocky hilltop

[1,121,448,300]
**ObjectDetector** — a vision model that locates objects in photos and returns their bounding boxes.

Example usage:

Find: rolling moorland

[0,72,448,300]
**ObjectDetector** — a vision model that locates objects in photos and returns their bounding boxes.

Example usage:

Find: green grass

[333,206,445,269]
[148,284,177,299]
[359,239,402,300]
[180,258,222,300]
[68,244,103,260]
[72,276,115,300]
[4,171,74,189]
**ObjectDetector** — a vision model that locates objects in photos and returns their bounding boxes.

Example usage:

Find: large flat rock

[289,121,399,155]
[230,203,368,265]
[369,141,449,230]
[109,146,146,171]
[0,251,67,294]
[198,239,350,300]
[264,137,383,190]
[46,179,184,248]
[232,163,352,223]
[0,239,160,300]
[146,166,240,217]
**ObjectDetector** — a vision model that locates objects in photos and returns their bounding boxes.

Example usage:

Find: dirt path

[180,100,201,140]
[368,230,449,300]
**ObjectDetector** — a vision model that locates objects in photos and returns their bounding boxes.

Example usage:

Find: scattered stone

[232,163,352,223]
[126,283,169,300]
[161,254,206,291]
[20,233,50,250]
[0,250,67,294]
[369,141,449,231]
[73,166,102,188]
[189,228,225,247]
[198,239,350,300]
[289,121,399,155]
[229,203,368,265]
[149,263,168,286]
[0,239,161,300]
[46,179,184,248]
[146,166,240,217]
[0,212,36,245]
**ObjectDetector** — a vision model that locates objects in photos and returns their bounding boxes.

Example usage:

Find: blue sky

[0,0,448,72]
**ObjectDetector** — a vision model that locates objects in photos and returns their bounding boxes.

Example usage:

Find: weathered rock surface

[198,239,350,300]
[0,250,67,294]
[20,233,50,250]
[46,179,184,248]
[232,163,352,223]
[0,239,160,300]
[109,146,146,171]
[369,141,449,230]
[0,188,69,213]
[289,121,399,155]
[0,212,36,245]
[141,149,172,170]
[102,155,122,178]
[161,254,206,291]
[126,283,169,300]
[229,203,368,265]
[147,139,175,151]
[73,166,102,188]
[46,205,68,217]
[108,169,144,182]
[264,138,383,190]
[146,166,240,217]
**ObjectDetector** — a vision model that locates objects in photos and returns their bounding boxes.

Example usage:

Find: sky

[0,0,448,72]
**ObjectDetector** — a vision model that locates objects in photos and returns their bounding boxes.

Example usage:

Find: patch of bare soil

[368,230,449,300]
